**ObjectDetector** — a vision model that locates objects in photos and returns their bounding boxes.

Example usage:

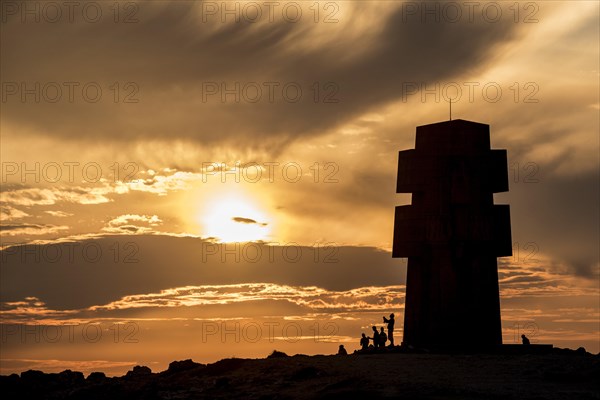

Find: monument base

[399,343,554,355]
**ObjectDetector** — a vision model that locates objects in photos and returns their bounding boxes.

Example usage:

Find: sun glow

[200,192,272,243]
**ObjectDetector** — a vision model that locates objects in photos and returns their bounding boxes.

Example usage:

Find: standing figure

[383,313,395,347]
[379,327,387,347]
[370,326,380,348]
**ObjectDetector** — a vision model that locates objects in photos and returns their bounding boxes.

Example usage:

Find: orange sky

[1,1,599,375]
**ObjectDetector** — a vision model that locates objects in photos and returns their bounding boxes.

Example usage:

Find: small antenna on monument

[449,97,452,121]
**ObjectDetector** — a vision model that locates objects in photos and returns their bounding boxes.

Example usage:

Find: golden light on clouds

[198,189,272,243]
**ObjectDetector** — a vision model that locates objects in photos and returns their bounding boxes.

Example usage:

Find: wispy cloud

[0,186,114,206]
[1,284,406,324]
[117,170,203,196]
[102,214,163,234]
[91,283,406,312]
[0,206,29,220]
[0,224,69,236]
[44,210,73,218]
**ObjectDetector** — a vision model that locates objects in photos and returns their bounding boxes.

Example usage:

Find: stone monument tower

[393,119,512,348]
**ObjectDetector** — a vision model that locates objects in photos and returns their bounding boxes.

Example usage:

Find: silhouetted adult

[521,334,530,345]
[383,313,395,346]
[379,327,387,347]
[360,333,369,350]
[369,326,380,348]
[338,344,348,355]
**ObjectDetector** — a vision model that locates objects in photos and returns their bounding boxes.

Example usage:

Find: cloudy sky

[1,1,598,375]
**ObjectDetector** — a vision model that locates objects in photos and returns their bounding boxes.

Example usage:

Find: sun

[200,192,272,243]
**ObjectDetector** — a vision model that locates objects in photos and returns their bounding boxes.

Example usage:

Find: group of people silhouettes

[337,313,396,355]
[360,313,395,350]
[337,314,533,355]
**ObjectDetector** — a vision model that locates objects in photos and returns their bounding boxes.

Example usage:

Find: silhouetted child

[521,334,530,345]
[383,313,395,346]
[379,327,387,347]
[369,326,380,348]
[338,344,348,355]
[360,333,369,350]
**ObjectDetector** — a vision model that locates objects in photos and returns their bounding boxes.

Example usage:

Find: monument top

[415,119,491,153]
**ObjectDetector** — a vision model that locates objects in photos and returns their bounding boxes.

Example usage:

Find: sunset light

[1,1,598,396]
[200,192,272,243]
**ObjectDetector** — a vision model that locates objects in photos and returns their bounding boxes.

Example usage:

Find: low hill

[2,348,599,399]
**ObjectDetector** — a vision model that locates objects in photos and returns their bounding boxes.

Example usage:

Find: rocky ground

[1,347,599,399]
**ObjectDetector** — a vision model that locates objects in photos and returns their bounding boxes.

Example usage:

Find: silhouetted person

[521,334,530,345]
[369,326,380,348]
[383,313,395,346]
[360,333,369,350]
[379,327,387,347]
[338,344,348,355]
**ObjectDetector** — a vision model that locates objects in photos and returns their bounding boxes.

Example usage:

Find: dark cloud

[1,2,519,148]
[0,235,406,310]
[497,169,599,278]
[0,223,57,231]
[0,224,37,231]
[116,225,141,233]
[232,217,267,226]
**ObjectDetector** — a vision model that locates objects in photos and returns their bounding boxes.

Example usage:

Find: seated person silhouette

[360,333,369,350]
[521,334,530,345]
[338,344,348,355]
[379,327,387,347]
[369,326,380,348]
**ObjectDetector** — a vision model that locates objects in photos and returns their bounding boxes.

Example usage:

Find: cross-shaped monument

[393,119,512,349]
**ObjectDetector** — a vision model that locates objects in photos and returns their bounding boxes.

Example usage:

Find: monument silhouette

[393,119,512,349]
